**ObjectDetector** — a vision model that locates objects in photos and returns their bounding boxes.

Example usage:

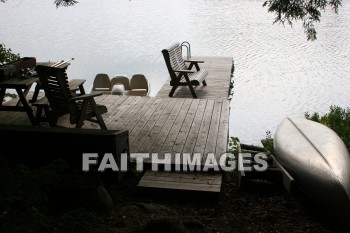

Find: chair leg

[184,75,197,98]
[43,106,54,124]
[89,98,107,130]
[169,85,178,97]
[194,63,200,71]
[77,100,89,128]
[188,84,197,98]
[35,106,43,122]
[48,113,58,127]
[29,83,42,103]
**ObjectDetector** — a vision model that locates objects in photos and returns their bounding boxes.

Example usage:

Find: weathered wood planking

[156,56,233,100]
[1,96,230,165]
[0,56,232,167]
[138,171,222,193]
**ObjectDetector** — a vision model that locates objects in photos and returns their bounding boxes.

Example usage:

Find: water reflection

[1,0,350,145]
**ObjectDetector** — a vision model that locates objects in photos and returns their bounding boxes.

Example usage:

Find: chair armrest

[71,92,102,101]
[69,79,86,91]
[184,60,204,63]
[173,69,195,73]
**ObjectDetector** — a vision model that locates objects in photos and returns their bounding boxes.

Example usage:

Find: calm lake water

[1,0,350,145]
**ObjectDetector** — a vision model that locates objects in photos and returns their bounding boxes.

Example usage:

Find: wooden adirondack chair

[35,65,108,129]
[162,43,207,98]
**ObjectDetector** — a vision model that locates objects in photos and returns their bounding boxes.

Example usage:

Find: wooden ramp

[138,171,222,193]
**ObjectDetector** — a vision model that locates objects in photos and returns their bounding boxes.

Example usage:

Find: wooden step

[137,170,222,193]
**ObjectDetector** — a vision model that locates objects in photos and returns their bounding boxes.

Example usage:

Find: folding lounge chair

[35,65,108,129]
[161,42,207,98]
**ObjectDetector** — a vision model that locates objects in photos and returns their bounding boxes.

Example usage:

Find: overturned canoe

[274,117,350,223]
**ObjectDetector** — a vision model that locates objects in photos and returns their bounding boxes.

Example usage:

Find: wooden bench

[31,79,87,124]
[0,125,130,184]
[162,43,207,98]
[33,65,107,129]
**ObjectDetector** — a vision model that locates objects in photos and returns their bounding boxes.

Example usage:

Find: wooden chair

[35,65,108,129]
[161,42,207,98]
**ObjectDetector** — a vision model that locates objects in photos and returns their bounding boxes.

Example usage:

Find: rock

[92,186,114,215]
[143,217,186,233]
[49,170,113,215]
[136,203,177,215]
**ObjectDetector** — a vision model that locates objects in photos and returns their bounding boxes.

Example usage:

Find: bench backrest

[36,65,78,120]
[162,43,188,81]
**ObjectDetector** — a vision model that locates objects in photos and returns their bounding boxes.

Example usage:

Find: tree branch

[263,0,342,41]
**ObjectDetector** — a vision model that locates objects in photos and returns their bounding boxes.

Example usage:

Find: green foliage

[262,130,274,154]
[4,93,16,100]
[0,43,20,65]
[305,105,350,150]
[0,44,19,100]
[263,0,342,41]
[265,130,272,140]
[228,136,240,157]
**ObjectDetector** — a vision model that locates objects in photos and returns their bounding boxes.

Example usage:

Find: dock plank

[171,99,201,154]
[202,99,223,163]
[193,99,215,155]
[181,99,208,157]
[127,97,162,146]
[131,98,171,153]
[108,96,141,130]
[159,99,193,155]
[138,171,222,193]
[149,98,186,159]
[112,96,149,129]
[215,100,230,157]
[137,98,178,154]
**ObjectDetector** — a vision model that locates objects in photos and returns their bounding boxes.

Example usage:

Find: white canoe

[274,117,350,222]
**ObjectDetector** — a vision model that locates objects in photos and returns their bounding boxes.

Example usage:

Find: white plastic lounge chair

[91,73,111,93]
[111,75,131,91]
[127,74,149,96]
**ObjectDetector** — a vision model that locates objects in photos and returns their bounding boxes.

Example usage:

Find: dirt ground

[92,170,349,233]
[1,156,349,233]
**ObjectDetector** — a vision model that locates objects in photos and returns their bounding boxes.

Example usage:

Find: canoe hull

[274,117,350,221]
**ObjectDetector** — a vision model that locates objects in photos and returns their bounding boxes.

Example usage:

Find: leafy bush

[228,136,240,158]
[262,130,274,154]
[0,44,19,101]
[0,43,20,65]
[305,105,350,151]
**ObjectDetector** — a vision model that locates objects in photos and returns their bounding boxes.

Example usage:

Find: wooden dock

[0,56,234,193]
